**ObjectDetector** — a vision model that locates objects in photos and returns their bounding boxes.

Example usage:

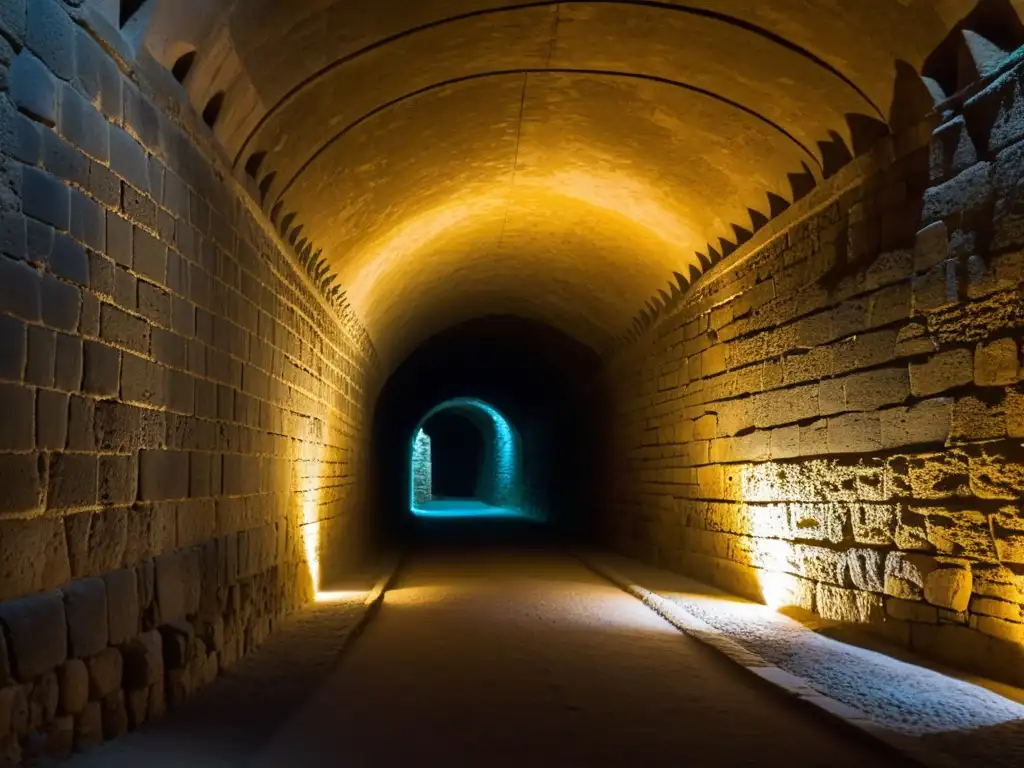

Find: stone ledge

[577,549,977,768]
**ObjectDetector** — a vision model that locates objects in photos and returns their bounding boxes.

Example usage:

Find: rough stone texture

[600,64,1024,689]
[56,660,88,716]
[62,579,108,659]
[0,0,377,759]
[85,647,121,700]
[0,592,66,682]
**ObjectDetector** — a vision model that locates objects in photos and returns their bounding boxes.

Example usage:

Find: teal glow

[409,398,528,519]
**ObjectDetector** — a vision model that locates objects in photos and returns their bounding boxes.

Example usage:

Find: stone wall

[0,0,375,761]
[599,58,1024,686]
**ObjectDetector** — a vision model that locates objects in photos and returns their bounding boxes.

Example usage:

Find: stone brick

[99,453,137,508]
[913,259,959,313]
[138,281,171,327]
[103,570,139,647]
[94,400,163,452]
[106,213,133,268]
[0,592,67,681]
[139,449,189,502]
[46,453,98,511]
[62,579,108,659]
[133,229,166,286]
[74,700,102,751]
[826,412,881,454]
[109,126,149,193]
[924,567,972,612]
[41,275,81,332]
[66,395,95,452]
[922,162,992,226]
[120,352,166,408]
[97,689,128,742]
[124,187,157,231]
[86,647,121,699]
[53,333,82,392]
[26,325,55,387]
[56,660,88,716]
[0,257,42,322]
[113,265,136,310]
[100,304,149,355]
[0,314,25,381]
[886,598,939,624]
[36,389,69,451]
[122,631,162,690]
[0,383,34,450]
[10,50,56,125]
[844,367,909,411]
[816,583,884,624]
[880,398,952,449]
[74,24,121,119]
[61,86,109,165]
[975,337,1019,386]
[910,349,973,397]
[82,340,120,396]
[26,0,74,80]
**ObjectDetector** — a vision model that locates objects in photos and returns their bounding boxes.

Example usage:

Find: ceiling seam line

[494,72,531,259]
[231,0,883,167]
[270,67,823,208]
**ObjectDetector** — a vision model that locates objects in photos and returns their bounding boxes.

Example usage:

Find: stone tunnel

[1,0,1024,765]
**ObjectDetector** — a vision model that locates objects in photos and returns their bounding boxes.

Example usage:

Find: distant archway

[409,398,524,519]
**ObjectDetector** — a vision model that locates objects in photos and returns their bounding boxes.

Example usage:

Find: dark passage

[422,410,485,499]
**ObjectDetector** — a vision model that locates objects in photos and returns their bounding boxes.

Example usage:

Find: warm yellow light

[314,590,367,604]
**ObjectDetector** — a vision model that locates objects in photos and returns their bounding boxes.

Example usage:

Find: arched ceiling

[142,0,1001,368]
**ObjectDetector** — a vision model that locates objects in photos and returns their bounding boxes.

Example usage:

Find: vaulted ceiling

[141,0,1013,367]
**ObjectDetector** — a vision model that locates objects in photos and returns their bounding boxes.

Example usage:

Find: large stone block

[975,338,1019,386]
[924,567,972,612]
[0,592,67,681]
[816,583,884,624]
[85,647,121,699]
[122,630,162,690]
[62,579,108,659]
[10,50,55,125]
[879,398,952,450]
[55,660,87,716]
[102,569,138,646]
[910,349,973,397]
[139,449,189,502]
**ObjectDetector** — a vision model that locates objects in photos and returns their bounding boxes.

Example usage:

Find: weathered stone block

[82,340,120,396]
[970,451,1024,499]
[826,412,881,454]
[924,567,972,612]
[103,569,138,646]
[816,583,884,624]
[886,598,938,624]
[975,337,1019,386]
[62,578,108,659]
[10,50,55,125]
[0,383,33,451]
[100,304,149,355]
[86,647,121,699]
[73,700,102,751]
[55,660,88,716]
[46,452,98,511]
[910,349,973,397]
[100,689,128,741]
[0,592,67,681]
[880,398,952,450]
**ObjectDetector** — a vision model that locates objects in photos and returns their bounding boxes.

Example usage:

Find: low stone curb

[575,550,963,768]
